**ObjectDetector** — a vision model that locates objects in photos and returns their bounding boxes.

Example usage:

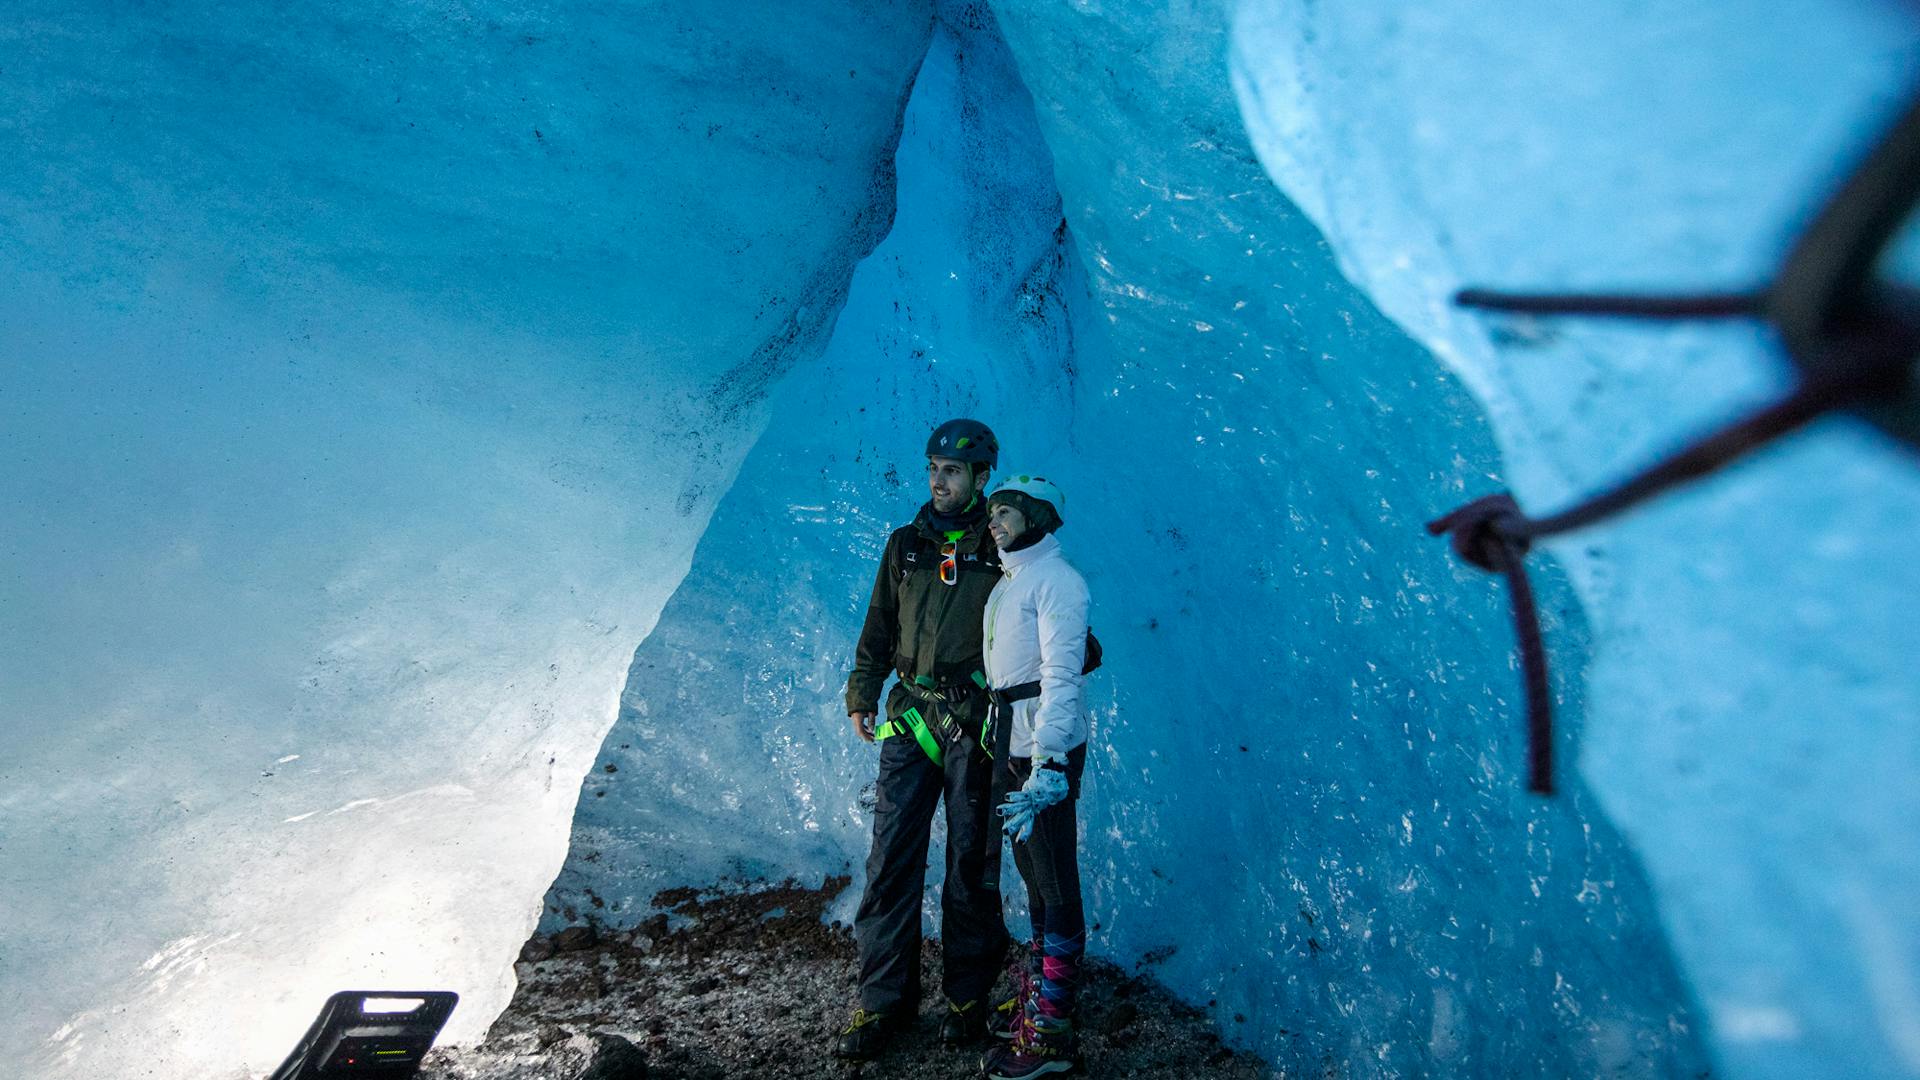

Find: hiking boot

[833,1007,898,1061]
[982,1015,1078,1079]
[990,940,1043,1040]
[987,992,1024,1041]
[940,997,988,1045]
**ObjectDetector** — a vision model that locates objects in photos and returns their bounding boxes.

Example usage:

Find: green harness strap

[874,671,989,767]
[874,706,944,766]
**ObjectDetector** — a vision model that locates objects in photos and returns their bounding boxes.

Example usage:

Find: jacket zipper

[984,569,1014,683]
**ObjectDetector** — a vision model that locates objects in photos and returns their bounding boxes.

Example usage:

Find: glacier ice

[550,3,1711,1077]
[1233,2,1920,1077]
[6,0,1918,1078]
[542,5,1085,932]
[0,2,932,1076]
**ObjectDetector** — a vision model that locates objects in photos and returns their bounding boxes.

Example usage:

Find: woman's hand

[998,755,1069,841]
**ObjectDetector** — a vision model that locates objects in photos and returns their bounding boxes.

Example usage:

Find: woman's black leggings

[1007,744,1087,1020]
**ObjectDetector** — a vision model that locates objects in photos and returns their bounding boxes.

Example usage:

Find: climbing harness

[1430,88,1920,796]
[981,679,1044,891]
[984,680,1045,761]
[979,629,1103,763]
[874,672,990,766]
[873,704,947,766]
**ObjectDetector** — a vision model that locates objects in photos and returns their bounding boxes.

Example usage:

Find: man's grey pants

[853,719,1009,1016]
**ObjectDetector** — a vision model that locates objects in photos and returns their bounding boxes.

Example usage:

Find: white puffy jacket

[982,532,1090,759]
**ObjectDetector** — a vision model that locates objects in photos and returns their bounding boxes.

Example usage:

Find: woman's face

[986,501,1028,548]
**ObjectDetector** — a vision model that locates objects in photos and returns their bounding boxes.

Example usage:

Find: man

[835,418,1011,1061]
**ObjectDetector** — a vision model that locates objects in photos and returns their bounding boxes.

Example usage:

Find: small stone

[630,934,655,954]
[554,925,598,953]
[686,975,719,996]
[577,1032,648,1080]
[1102,1001,1139,1035]
[520,937,556,963]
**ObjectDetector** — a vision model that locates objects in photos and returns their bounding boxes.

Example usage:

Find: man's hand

[851,711,878,743]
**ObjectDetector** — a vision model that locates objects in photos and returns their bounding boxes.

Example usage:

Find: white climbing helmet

[989,473,1066,533]
[992,473,1064,512]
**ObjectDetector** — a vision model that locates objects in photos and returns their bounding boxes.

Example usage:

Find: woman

[979,473,1091,1079]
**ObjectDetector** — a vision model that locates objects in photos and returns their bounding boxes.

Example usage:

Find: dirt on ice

[419,877,1273,1079]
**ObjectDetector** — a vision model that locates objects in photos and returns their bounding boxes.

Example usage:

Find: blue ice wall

[1232,3,1920,1078]
[543,7,1083,922]
[0,3,932,1076]
[10,0,1912,1076]
[550,4,1708,1076]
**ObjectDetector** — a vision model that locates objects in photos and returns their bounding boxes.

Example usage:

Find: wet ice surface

[551,4,1704,1079]
[425,879,1270,1080]
[1230,3,1920,1077]
[0,3,933,1075]
[8,0,1913,1077]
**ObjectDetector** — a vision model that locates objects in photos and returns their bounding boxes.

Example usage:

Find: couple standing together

[835,419,1094,1079]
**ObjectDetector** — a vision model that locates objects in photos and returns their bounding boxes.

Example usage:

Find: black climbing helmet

[926,418,999,470]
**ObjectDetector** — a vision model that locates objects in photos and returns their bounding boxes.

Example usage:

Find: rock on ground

[420,878,1274,1079]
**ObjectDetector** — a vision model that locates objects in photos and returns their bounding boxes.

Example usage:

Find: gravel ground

[419,878,1275,1079]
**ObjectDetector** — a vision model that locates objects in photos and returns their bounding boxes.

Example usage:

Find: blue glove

[998,755,1069,843]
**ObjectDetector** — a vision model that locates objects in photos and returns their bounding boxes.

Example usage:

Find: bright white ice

[0,3,932,1076]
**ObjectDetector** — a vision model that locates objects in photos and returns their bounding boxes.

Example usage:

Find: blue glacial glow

[1232,3,1920,1077]
[0,3,931,1075]
[549,3,1737,1076]
[6,1,1918,1078]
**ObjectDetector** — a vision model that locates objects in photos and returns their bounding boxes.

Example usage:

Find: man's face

[927,456,983,514]
[986,501,1027,548]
